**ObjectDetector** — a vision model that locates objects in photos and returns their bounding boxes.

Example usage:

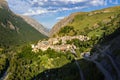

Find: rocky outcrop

[0,0,8,9]
[7,21,15,30]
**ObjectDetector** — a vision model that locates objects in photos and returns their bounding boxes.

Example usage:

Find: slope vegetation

[50,6,120,38]
[0,0,47,48]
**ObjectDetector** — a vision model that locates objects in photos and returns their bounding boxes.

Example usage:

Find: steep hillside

[0,0,8,9]
[3,24,120,80]
[0,4,120,80]
[50,6,120,37]
[49,12,85,36]
[32,18,120,80]
[33,34,120,80]
[0,0,47,48]
[20,15,49,36]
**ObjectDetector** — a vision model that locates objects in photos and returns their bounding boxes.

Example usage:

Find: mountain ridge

[20,15,49,36]
[0,2,120,80]
[49,12,85,36]
[0,0,8,8]
[50,6,120,37]
[0,0,47,48]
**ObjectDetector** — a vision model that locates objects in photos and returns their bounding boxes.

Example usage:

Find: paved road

[98,47,120,79]
[75,60,85,80]
[0,70,8,80]
[71,49,85,80]
[84,57,113,80]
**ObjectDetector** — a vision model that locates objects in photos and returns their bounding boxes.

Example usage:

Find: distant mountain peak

[0,0,47,47]
[20,15,49,36]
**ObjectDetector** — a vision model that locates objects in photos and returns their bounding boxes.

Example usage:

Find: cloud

[56,16,65,20]
[23,9,48,16]
[7,0,119,16]
[103,0,119,5]
[89,0,105,6]
[23,5,87,16]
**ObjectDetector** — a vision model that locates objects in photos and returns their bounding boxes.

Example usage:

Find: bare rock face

[49,14,75,37]
[50,6,120,37]
[8,21,15,30]
[0,0,48,36]
[49,12,86,37]
[0,0,47,47]
[0,0,9,9]
[20,15,49,36]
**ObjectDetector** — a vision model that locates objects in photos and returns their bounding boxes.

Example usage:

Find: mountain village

[32,35,90,52]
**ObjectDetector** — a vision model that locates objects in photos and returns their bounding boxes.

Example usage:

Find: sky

[6,0,120,29]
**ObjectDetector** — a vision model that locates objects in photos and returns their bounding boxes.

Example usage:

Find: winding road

[71,49,85,80]
[97,46,120,79]
[75,60,85,80]
[0,61,9,80]
[84,57,113,80]
[83,45,120,80]
[0,69,9,80]
[71,45,120,80]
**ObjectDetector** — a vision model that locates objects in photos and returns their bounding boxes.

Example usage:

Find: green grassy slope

[55,6,120,38]
[5,28,120,80]
[32,15,120,80]
[0,6,120,80]
[6,46,74,80]
[0,7,47,48]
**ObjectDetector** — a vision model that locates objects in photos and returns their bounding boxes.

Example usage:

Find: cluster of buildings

[88,10,110,16]
[31,35,90,52]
